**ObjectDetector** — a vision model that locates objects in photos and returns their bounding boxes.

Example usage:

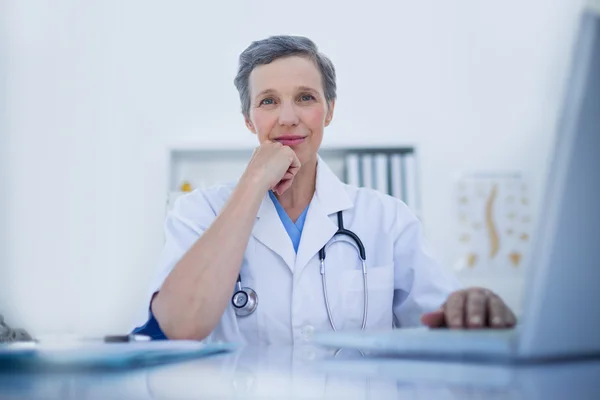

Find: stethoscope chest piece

[232,211,366,327]
[232,286,258,317]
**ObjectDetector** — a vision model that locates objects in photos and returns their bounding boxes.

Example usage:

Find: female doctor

[133,35,516,343]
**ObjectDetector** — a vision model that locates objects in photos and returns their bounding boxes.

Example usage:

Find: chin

[297,150,318,166]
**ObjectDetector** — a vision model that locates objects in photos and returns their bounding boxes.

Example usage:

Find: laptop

[313,4,600,363]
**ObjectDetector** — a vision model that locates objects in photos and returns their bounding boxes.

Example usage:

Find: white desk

[1,345,599,399]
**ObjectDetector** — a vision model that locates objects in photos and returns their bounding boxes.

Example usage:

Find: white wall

[3,0,586,336]
[0,0,7,312]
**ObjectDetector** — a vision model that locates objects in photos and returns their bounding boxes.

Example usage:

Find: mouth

[275,135,306,146]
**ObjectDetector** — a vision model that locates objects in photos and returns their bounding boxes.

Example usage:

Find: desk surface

[1,344,599,399]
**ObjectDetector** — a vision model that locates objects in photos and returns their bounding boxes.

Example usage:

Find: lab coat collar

[251,155,353,274]
[253,194,296,272]
[313,154,354,215]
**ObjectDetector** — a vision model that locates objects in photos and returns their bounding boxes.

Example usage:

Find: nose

[278,100,299,127]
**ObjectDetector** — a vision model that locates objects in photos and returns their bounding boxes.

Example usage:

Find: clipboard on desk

[0,340,237,371]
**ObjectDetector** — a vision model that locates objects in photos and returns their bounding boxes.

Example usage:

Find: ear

[324,100,335,127]
[245,117,257,134]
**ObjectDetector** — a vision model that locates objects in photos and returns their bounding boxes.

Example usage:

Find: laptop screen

[520,6,600,358]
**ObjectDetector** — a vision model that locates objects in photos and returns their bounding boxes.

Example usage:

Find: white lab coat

[141,156,462,344]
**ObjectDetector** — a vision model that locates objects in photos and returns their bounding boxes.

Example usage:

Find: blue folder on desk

[0,340,236,370]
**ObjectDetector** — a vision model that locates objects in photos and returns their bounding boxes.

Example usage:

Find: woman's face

[245,55,334,165]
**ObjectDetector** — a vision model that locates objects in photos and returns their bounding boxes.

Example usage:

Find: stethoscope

[232,211,368,331]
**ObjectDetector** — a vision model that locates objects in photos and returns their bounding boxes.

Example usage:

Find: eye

[299,94,315,102]
[259,98,275,106]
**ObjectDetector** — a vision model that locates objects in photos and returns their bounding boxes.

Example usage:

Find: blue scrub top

[268,190,309,252]
[132,191,310,339]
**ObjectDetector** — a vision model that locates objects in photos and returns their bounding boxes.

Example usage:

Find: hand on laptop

[420,287,517,329]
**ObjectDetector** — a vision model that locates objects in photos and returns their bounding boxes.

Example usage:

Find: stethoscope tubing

[233,211,368,331]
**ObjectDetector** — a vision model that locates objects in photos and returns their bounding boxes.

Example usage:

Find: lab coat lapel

[295,156,353,275]
[251,193,296,272]
[294,197,337,275]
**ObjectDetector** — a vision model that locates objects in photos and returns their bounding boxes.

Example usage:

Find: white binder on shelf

[166,148,418,211]
[344,153,360,186]
[390,153,404,201]
[403,153,418,211]
[360,154,374,189]
[374,153,389,195]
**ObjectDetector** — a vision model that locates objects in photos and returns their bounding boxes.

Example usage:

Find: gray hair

[233,35,337,119]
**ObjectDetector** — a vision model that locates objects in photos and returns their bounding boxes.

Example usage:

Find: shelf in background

[166,146,421,218]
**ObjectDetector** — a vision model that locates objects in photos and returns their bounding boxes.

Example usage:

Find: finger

[505,306,517,328]
[274,178,294,195]
[466,289,487,329]
[291,154,301,170]
[488,294,507,328]
[445,291,467,329]
[284,147,301,171]
[277,182,292,195]
[420,308,446,328]
[282,171,295,181]
[288,162,301,177]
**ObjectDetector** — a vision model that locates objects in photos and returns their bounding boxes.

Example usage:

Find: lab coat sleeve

[392,203,463,327]
[133,189,218,329]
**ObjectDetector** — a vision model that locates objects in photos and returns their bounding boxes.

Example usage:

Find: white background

[0,0,7,313]
[1,0,586,336]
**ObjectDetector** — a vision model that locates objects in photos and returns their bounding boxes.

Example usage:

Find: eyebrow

[255,89,276,99]
[297,86,319,93]
[254,86,320,100]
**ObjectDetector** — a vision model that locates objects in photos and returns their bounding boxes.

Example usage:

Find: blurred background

[0,0,587,337]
